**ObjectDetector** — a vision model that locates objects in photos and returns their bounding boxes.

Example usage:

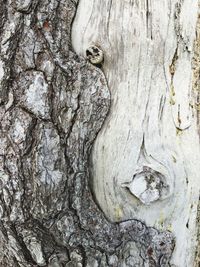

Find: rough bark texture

[0,0,198,266]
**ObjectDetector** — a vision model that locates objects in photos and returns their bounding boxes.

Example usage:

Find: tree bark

[0,0,199,267]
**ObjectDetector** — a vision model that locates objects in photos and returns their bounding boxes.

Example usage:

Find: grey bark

[0,0,175,266]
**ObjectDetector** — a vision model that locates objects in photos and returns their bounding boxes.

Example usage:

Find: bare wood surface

[72,1,200,266]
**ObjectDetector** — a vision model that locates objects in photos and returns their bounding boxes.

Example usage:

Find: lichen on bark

[0,0,175,266]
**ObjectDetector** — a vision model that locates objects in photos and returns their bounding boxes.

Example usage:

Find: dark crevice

[10,224,38,265]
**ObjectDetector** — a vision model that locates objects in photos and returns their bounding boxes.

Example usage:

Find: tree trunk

[0,0,199,267]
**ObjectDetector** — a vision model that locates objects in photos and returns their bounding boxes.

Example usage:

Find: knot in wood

[86,45,104,65]
[122,166,169,205]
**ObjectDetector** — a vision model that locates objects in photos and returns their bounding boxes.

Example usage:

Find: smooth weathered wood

[72,0,200,266]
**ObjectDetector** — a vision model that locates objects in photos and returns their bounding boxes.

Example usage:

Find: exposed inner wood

[72,0,200,266]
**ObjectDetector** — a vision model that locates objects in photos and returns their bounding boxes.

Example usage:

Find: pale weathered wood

[72,0,200,266]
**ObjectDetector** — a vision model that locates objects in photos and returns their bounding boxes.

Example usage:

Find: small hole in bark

[86,50,93,57]
[86,45,104,66]
[147,247,153,256]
